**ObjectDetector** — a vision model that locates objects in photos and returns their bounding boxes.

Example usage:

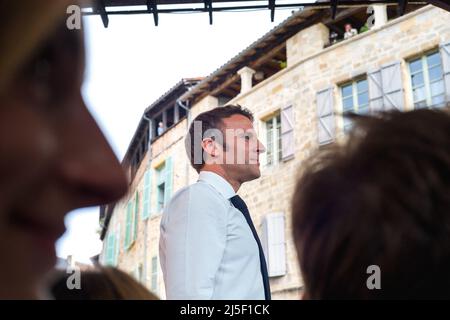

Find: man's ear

[201,138,217,157]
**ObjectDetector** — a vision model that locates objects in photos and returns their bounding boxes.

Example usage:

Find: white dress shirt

[159,171,265,300]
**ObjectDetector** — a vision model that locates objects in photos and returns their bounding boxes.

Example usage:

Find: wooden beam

[269,0,276,22]
[205,0,213,25]
[190,11,326,104]
[427,0,450,12]
[331,0,339,20]
[398,0,408,16]
[147,0,159,26]
[208,41,287,97]
[94,0,109,28]
[323,7,363,25]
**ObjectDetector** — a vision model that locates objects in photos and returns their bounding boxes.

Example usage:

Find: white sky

[56,5,308,264]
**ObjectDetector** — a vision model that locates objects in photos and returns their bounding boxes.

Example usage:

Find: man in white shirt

[159,105,270,300]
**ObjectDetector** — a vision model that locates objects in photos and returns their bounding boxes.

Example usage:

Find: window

[340,78,369,132]
[155,157,173,214]
[151,256,158,293]
[156,163,166,213]
[179,105,187,119]
[166,107,175,128]
[154,114,163,137]
[409,51,446,109]
[265,114,281,166]
[138,263,144,284]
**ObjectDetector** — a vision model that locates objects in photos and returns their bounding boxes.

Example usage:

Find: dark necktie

[229,195,271,300]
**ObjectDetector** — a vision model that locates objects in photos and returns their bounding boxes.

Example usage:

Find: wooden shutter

[133,192,139,241]
[142,169,152,220]
[316,88,335,145]
[368,69,384,113]
[380,61,404,111]
[106,232,115,265]
[280,105,295,160]
[261,213,286,277]
[441,41,450,103]
[114,224,120,266]
[151,256,158,293]
[164,156,173,207]
[124,201,133,249]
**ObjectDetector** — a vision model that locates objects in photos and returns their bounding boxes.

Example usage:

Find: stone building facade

[99,4,450,300]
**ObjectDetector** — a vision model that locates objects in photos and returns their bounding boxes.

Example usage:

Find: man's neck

[200,166,241,193]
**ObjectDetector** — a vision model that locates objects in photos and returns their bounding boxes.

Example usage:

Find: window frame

[264,113,282,167]
[408,50,446,109]
[339,77,369,132]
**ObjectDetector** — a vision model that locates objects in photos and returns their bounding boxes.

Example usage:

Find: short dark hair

[292,108,450,299]
[185,104,254,173]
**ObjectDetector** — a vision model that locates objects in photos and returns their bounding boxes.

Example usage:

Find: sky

[55,4,307,264]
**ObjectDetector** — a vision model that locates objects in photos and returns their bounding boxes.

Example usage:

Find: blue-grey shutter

[316,88,335,145]
[105,232,115,265]
[164,156,173,207]
[280,105,295,160]
[133,192,139,241]
[124,201,133,249]
[441,41,450,103]
[142,169,152,220]
[380,61,404,111]
[261,213,286,277]
[114,225,120,266]
[368,69,384,113]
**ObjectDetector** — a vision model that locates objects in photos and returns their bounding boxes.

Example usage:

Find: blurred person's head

[50,266,158,300]
[292,108,450,299]
[345,23,352,32]
[185,105,265,190]
[0,1,127,298]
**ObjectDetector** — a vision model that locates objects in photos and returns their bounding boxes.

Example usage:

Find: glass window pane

[432,94,445,107]
[357,91,369,107]
[430,80,445,97]
[266,120,273,164]
[411,72,424,87]
[341,84,353,98]
[413,86,426,102]
[409,59,423,73]
[427,52,441,67]
[428,66,443,82]
[414,101,428,109]
[357,79,368,93]
[358,104,370,115]
[343,97,354,111]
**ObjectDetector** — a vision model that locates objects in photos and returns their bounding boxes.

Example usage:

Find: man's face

[218,114,265,183]
[0,24,127,298]
[345,24,351,32]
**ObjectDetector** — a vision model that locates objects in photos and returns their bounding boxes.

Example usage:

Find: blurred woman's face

[0,22,127,298]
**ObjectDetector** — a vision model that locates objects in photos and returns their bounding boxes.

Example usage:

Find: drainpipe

[177,98,191,186]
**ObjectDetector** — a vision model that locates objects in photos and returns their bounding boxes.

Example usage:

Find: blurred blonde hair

[51,266,159,300]
[0,0,73,92]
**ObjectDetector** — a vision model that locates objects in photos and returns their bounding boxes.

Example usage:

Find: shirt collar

[198,171,236,200]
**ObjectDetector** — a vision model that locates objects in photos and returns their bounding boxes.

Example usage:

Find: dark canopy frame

[82,1,449,28]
